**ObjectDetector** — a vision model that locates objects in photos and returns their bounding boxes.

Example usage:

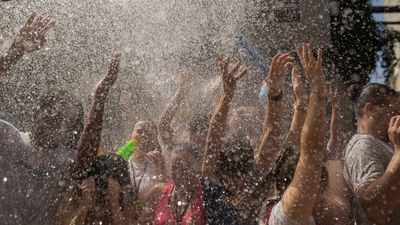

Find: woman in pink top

[139,143,205,225]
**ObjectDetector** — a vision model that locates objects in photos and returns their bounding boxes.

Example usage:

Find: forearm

[285,104,307,150]
[360,150,400,220]
[256,100,282,172]
[0,44,24,79]
[110,203,126,225]
[327,106,346,160]
[283,91,326,223]
[158,88,184,145]
[76,85,110,168]
[202,92,234,177]
[301,90,327,163]
[70,205,90,225]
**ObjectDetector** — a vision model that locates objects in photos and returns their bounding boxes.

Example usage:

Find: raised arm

[0,13,54,79]
[255,52,294,174]
[322,85,353,224]
[75,53,121,171]
[284,66,307,151]
[282,44,327,224]
[158,69,190,148]
[326,86,346,160]
[202,56,247,179]
[356,116,400,224]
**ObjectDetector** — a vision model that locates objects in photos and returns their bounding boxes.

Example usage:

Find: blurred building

[383,0,400,90]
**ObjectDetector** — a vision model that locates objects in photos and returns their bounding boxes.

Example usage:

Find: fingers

[146,151,161,162]
[81,177,95,190]
[229,61,241,76]
[32,14,44,30]
[109,52,122,74]
[271,52,283,65]
[281,58,294,72]
[291,66,300,83]
[302,43,308,65]
[316,48,323,69]
[219,55,229,75]
[25,12,37,27]
[37,14,50,30]
[296,45,304,65]
[394,116,400,128]
[276,52,289,65]
[40,20,55,36]
[236,68,248,80]
[390,116,397,128]
[307,43,315,65]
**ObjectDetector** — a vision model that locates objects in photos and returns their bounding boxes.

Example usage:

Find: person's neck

[358,123,389,143]
[132,143,154,162]
[132,150,147,163]
[175,183,197,201]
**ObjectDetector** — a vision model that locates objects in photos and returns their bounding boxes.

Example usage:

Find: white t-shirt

[0,119,75,224]
[128,155,161,199]
[344,133,400,225]
[267,201,316,225]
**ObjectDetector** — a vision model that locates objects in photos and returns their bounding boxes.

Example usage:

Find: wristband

[294,104,307,112]
[269,90,283,101]
[259,84,269,104]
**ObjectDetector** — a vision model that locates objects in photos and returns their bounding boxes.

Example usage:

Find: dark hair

[72,154,131,189]
[271,146,300,193]
[33,89,84,149]
[217,133,254,178]
[271,146,328,194]
[187,112,210,133]
[172,142,203,162]
[348,83,398,117]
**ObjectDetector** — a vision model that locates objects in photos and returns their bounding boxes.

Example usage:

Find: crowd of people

[2,12,400,225]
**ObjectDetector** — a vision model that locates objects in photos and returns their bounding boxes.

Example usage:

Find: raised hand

[12,12,55,54]
[146,150,165,180]
[326,85,340,109]
[296,43,325,90]
[218,55,248,94]
[389,116,400,148]
[80,178,95,207]
[75,53,121,173]
[291,66,306,106]
[177,68,191,94]
[267,52,294,96]
[98,53,121,89]
[107,178,122,203]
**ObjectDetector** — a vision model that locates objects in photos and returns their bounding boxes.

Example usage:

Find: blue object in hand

[234,32,269,73]
[259,84,269,104]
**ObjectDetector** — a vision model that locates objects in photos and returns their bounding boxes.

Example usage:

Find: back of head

[172,142,203,162]
[218,132,254,178]
[72,154,131,189]
[271,146,329,195]
[187,112,210,134]
[32,89,84,149]
[94,154,131,188]
[348,83,398,117]
[229,107,263,139]
[271,146,300,193]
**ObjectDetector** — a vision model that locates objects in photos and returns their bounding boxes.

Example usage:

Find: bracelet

[294,104,307,112]
[269,90,283,101]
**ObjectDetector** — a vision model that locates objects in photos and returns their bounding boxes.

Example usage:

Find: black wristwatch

[269,90,283,101]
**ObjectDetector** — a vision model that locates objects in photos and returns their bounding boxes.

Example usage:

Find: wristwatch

[269,90,283,101]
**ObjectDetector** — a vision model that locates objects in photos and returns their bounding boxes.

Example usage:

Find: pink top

[154,181,205,225]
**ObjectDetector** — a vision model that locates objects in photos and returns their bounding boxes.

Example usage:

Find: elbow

[358,195,392,225]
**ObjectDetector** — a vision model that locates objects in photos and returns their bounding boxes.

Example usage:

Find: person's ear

[364,103,375,116]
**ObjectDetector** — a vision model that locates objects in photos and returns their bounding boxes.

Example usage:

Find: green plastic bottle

[116,139,137,160]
